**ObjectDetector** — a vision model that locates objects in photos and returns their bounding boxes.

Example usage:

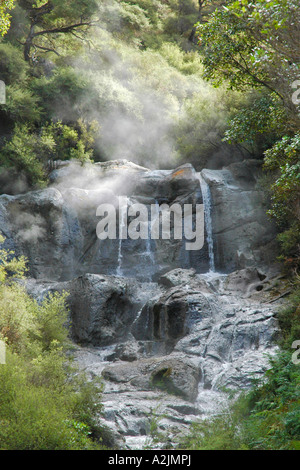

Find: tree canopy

[0,0,15,36]
[14,0,99,61]
[196,0,300,127]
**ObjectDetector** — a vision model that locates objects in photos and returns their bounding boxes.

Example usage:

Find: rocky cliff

[0,158,282,448]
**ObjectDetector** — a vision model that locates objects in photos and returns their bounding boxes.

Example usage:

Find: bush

[0,43,28,85]
[0,351,101,450]
[263,134,300,271]
[0,123,47,186]
[30,67,99,123]
[0,239,105,450]
[0,119,96,187]
[3,84,42,124]
[244,351,300,450]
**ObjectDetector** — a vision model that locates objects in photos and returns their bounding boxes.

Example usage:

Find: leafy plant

[0,238,105,450]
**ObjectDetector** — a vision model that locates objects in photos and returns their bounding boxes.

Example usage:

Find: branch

[32,21,95,38]
[230,52,284,100]
[30,1,53,21]
[33,44,60,56]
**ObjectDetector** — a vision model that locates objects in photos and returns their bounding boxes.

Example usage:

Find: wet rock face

[131,285,214,356]
[69,268,279,449]
[22,266,280,449]
[0,159,277,281]
[201,160,278,272]
[0,160,210,281]
[0,159,281,449]
[102,356,201,402]
[132,289,189,343]
[69,274,160,346]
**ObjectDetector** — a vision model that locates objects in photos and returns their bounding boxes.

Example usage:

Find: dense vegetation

[0,236,108,449]
[0,0,299,450]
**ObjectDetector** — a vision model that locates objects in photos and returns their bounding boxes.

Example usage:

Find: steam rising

[15,212,47,243]
[47,0,240,172]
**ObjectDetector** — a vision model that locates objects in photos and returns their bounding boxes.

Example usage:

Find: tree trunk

[189,1,204,44]
[24,24,35,62]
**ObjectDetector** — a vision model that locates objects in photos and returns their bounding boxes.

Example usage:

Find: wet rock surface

[0,159,277,283]
[201,160,278,272]
[0,159,282,449]
[71,268,280,449]
[23,268,280,449]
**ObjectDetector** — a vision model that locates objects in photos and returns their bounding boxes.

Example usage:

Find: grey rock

[102,356,201,402]
[0,161,211,281]
[223,267,269,296]
[201,160,278,272]
[69,274,159,346]
[159,268,197,288]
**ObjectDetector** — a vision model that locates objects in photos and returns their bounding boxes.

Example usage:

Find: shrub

[0,239,104,450]
[0,43,28,85]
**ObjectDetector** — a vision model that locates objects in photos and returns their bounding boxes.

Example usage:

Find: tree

[0,0,15,36]
[189,0,221,43]
[195,0,300,127]
[15,0,99,62]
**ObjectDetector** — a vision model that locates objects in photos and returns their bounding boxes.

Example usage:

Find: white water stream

[197,172,215,272]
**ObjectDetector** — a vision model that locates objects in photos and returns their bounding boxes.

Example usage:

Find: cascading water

[197,172,215,273]
[144,218,155,265]
[143,200,159,269]
[116,197,127,277]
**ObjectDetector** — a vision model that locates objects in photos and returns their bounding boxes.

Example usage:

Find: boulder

[223,267,268,296]
[159,268,197,288]
[69,274,158,346]
[102,356,201,402]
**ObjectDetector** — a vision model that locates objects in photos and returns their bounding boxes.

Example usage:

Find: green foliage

[0,0,15,36]
[0,351,102,450]
[39,120,97,163]
[263,134,300,270]
[276,283,300,348]
[223,92,287,155]
[14,0,99,62]
[0,240,104,450]
[0,43,28,84]
[158,43,203,75]
[4,84,42,123]
[119,1,152,32]
[0,234,27,283]
[174,84,245,168]
[0,119,96,186]
[244,351,300,450]
[196,0,300,126]
[30,66,98,122]
[98,0,203,49]
[0,123,47,186]
[180,412,245,450]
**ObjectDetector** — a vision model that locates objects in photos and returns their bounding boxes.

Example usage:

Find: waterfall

[144,230,155,265]
[197,173,215,272]
[144,200,159,267]
[116,197,127,277]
